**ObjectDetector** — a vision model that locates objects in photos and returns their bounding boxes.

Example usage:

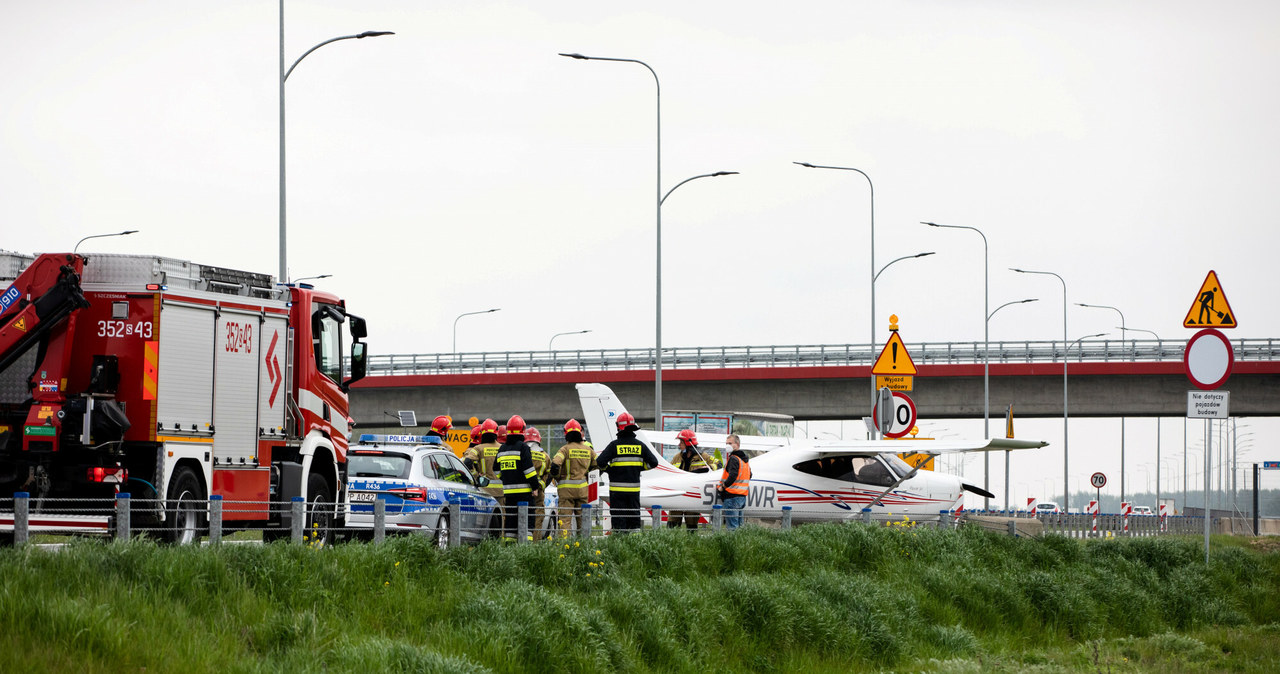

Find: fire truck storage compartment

[156,302,215,437]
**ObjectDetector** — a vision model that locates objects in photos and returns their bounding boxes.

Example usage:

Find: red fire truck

[0,251,367,543]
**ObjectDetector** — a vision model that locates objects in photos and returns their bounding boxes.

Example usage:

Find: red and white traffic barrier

[1026,497,1037,518]
[1121,501,1131,534]
[1159,503,1169,532]
[1088,500,1099,536]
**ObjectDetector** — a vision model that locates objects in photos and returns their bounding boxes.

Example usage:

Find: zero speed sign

[873,392,917,439]
[1090,472,1107,489]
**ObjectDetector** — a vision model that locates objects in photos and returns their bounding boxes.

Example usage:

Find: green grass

[1,525,1278,673]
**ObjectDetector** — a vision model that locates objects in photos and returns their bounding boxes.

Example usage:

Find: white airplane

[577,383,1048,522]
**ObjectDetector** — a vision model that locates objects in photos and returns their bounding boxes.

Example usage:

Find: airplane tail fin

[575,383,678,469]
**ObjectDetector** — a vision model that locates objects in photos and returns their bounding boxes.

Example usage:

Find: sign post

[1183,271,1237,564]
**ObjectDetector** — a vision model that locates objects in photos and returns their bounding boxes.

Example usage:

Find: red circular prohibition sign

[1183,328,1234,390]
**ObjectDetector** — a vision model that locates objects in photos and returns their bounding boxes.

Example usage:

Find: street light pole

[290,274,331,284]
[1012,267,1070,511]
[452,308,500,354]
[73,230,138,255]
[549,329,592,351]
[923,222,990,505]
[988,297,1037,511]
[559,52,664,423]
[280,2,393,282]
[1078,302,1128,502]
[793,162,875,427]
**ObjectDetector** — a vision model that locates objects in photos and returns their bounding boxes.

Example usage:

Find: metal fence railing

[1,492,1227,546]
[363,338,1280,376]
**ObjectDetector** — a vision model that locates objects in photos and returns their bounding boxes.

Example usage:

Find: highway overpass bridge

[349,338,1280,429]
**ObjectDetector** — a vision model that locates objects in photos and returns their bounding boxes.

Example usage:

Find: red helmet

[615,412,639,432]
[497,424,507,442]
[563,418,584,440]
[469,424,482,446]
[506,415,526,435]
[525,426,542,444]
[676,428,698,446]
[479,418,498,440]
[430,415,452,436]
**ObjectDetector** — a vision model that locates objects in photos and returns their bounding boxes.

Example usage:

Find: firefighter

[596,412,659,533]
[525,425,553,539]
[494,415,543,541]
[717,433,751,530]
[668,428,711,530]
[462,423,483,475]
[551,418,596,536]
[474,418,504,536]
[426,415,451,440]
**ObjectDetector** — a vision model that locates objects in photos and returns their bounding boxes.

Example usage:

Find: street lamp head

[356,31,394,38]
[559,52,589,60]
[1020,298,1039,304]
[121,230,139,235]
[914,252,936,258]
[711,171,739,177]
[921,221,939,227]
[1010,268,1025,273]
[792,161,817,168]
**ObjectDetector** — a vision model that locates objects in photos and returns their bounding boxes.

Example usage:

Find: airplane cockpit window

[883,453,916,478]
[794,455,902,486]
[794,457,855,481]
[853,457,896,487]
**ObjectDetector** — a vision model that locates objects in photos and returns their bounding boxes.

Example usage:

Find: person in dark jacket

[494,415,543,541]
[668,429,712,530]
[717,434,751,530]
[595,412,659,533]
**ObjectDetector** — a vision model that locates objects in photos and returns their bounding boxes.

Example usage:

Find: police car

[345,434,498,546]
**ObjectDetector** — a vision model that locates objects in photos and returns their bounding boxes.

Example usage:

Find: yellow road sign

[872,323,917,375]
[875,375,913,391]
[1183,270,1236,328]
[897,452,935,471]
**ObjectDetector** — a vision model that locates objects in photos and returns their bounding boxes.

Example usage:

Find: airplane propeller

[962,482,996,499]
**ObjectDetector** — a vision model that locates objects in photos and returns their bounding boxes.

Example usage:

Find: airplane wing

[807,438,1048,454]
[639,431,1044,455]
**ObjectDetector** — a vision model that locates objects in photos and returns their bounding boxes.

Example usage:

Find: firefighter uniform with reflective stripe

[495,437,542,540]
[596,430,659,532]
[552,440,597,534]
[668,443,712,530]
[528,440,552,538]
[478,439,504,501]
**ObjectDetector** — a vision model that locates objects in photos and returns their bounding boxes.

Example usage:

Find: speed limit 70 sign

[873,391,918,439]
[1090,472,1107,489]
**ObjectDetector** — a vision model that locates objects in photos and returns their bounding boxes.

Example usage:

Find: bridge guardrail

[364,338,1279,376]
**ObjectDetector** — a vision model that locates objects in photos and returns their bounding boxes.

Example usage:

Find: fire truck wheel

[166,466,206,544]
[304,471,335,547]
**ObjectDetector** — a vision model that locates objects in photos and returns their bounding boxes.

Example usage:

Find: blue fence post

[650,505,662,529]
[579,504,593,539]
[209,494,223,545]
[115,492,131,542]
[781,505,792,530]
[290,497,305,543]
[712,504,723,531]
[373,498,386,544]
[861,507,872,525]
[14,492,29,547]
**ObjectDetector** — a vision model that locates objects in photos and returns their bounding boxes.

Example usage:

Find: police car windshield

[349,452,412,478]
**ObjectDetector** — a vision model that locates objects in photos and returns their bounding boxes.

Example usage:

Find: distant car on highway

[344,434,498,546]
[1131,505,1154,516]
[1033,502,1061,515]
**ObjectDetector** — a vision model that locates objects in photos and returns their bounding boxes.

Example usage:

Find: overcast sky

[4,1,1277,508]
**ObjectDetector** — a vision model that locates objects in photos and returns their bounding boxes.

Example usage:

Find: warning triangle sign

[872,332,917,375]
[1183,270,1237,329]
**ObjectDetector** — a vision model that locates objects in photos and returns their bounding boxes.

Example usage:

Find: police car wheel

[435,511,450,549]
